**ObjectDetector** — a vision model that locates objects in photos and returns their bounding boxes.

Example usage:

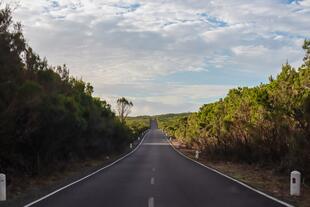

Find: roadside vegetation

[116,97,133,124]
[156,113,191,134]
[126,116,151,138]
[2,3,310,206]
[0,5,144,187]
[159,41,310,183]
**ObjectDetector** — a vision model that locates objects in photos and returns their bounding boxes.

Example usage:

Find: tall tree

[117,97,133,123]
[0,5,135,177]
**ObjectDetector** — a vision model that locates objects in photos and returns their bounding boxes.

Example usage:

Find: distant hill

[154,113,192,119]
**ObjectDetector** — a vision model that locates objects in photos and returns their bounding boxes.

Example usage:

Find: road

[26,120,288,207]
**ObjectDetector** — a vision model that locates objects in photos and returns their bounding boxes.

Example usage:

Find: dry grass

[172,141,310,207]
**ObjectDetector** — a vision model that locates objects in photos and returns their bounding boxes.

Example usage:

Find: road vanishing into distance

[25,120,289,207]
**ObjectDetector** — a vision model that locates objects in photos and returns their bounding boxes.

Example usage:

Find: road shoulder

[169,140,310,207]
[3,133,147,207]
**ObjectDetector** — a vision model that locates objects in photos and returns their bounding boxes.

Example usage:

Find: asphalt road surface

[26,120,289,207]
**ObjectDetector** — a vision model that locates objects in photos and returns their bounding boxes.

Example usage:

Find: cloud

[3,0,309,115]
[94,83,234,115]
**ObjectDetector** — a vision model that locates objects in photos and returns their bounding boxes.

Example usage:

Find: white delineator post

[290,171,301,196]
[195,150,199,159]
[0,173,6,201]
[138,136,140,141]
[130,143,133,149]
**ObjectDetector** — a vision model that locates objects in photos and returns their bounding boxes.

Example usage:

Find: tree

[302,39,310,67]
[157,41,310,180]
[0,5,134,177]
[116,97,133,123]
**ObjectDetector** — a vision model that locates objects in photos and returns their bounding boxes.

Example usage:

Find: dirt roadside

[170,140,310,207]
[1,137,143,207]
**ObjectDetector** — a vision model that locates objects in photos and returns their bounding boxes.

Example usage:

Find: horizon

[127,112,192,117]
[4,0,310,116]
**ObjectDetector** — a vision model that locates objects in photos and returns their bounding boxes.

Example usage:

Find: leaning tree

[116,97,133,123]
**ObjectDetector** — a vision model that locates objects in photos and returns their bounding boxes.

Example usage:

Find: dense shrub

[0,6,133,176]
[160,41,310,181]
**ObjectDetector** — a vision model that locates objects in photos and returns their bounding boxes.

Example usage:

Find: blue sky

[4,0,310,115]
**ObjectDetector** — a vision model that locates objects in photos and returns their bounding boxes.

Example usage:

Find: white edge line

[24,129,150,207]
[166,136,294,207]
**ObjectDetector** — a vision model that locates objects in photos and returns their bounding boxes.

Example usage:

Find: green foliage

[116,97,133,123]
[159,41,310,180]
[0,6,133,177]
[126,116,150,140]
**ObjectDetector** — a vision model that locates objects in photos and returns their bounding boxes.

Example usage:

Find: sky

[3,0,310,115]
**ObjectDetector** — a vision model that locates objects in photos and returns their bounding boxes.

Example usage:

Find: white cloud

[2,0,309,115]
[232,45,269,56]
[94,83,233,115]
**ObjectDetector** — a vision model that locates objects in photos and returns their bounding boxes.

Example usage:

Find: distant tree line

[126,116,151,138]
[159,41,310,181]
[0,6,138,177]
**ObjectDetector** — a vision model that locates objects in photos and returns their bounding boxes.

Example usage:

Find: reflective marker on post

[290,170,301,196]
[195,150,199,159]
[0,174,6,201]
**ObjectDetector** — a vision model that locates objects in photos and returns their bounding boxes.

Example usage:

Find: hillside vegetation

[0,6,137,178]
[126,116,151,138]
[159,41,310,181]
[156,113,191,131]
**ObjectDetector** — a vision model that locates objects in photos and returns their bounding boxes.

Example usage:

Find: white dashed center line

[148,197,154,207]
[151,177,155,185]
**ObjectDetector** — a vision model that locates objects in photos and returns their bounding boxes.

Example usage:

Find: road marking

[167,137,294,207]
[148,197,154,207]
[151,177,155,185]
[152,167,156,172]
[24,130,150,207]
[142,143,169,145]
